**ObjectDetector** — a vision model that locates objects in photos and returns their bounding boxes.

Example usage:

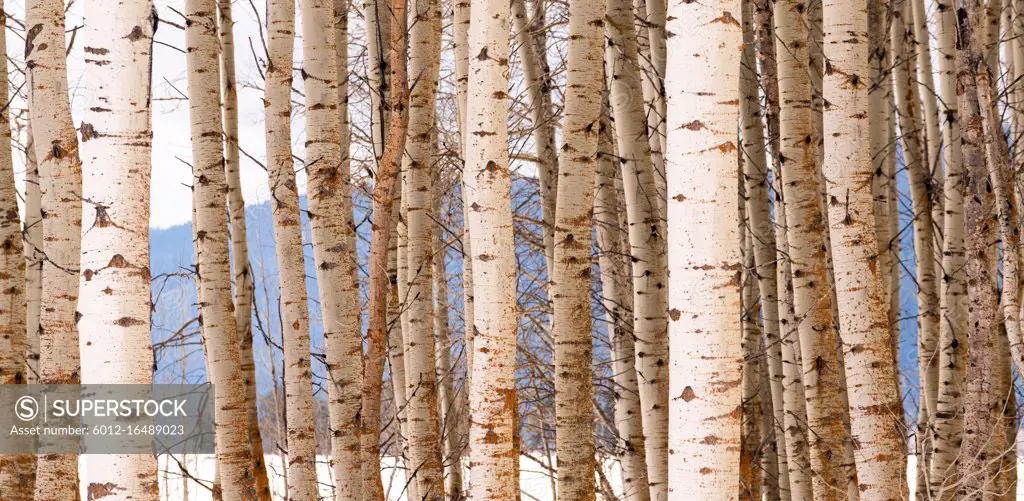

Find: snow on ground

[71,454,1022,500]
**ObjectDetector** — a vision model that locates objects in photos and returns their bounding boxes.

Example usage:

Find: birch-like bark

[464,0,518,498]
[0,1,33,495]
[330,1,364,499]
[23,120,40,387]
[183,2,257,500]
[911,0,944,245]
[78,1,159,499]
[929,1,968,498]
[739,226,762,501]
[26,0,83,496]
[551,0,605,498]
[604,0,670,496]
[665,1,743,499]
[511,0,557,276]
[361,0,409,498]
[215,3,270,498]
[363,0,391,162]
[263,0,318,498]
[954,3,1001,498]
[401,0,445,496]
[595,115,650,501]
[636,0,667,220]
[740,2,790,498]
[892,1,940,480]
[820,2,906,499]
[773,0,849,497]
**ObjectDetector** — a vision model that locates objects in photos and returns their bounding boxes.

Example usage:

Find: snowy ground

[69,455,1021,500]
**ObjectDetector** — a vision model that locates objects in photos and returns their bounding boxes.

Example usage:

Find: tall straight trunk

[23,120,40,387]
[26,0,83,497]
[183,2,257,500]
[330,1,364,499]
[263,0,318,498]
[753,3,815,498]
[665,1,743,499]
[432,186,464,501]
[739,226,763,501]
[911,0,944,245]
[773,0,849,498]
[954,2,1001,498]
[635,0,667,220]
[929,1,968,498]
[361,0,409,498]
[604,0,670,497]
[550,0,605,498]
[595,116,650,501]
[892,3,941,463]
[740,2,790,499]
[401,0,445,497]
[511,0,556,276]
[78,1,158,500]
[364,0,391,162]
[464,0,518,498]
[0,1,33,495]
[452,0,473,439]
[215,3,270,499]
[820,2,906,499]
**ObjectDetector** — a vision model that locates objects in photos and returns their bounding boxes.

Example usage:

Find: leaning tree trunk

[954,2,1002,499]
[26,0,83,497]
[183,2,257,500]
[820,2,906,500]
[464,0,519,499]
[401,0,445,497]
[551,0,605,498]
[215,3,271,498]
[664,1,743,499]
[739,2,791,498]
[773,0,849,498]
[264,0,318,498]
[0,1,33,495]
[604,0,670,497]
[78,1,159,500]
[929,1,968,498]
[595,113,651,501]
[361,0,410,498]
[330,1,364,499]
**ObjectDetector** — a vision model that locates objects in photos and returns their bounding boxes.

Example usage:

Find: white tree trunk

[665,1,743,499]
[551,0,605,498]
[78,1,159,499]
[464,0,519,498]
[183,2,257,499]
[26,0,84,496]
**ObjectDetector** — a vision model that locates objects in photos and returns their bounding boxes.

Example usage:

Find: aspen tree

[511,0,556,275]
[911,0,944,243]
[820,1,906,499]
[183,1,257,500]
[26,0,83,496]
[215,2,271,497]
[892,3,941,460]
[740,2,790,498]
[636,0,667,219]
[595,114,650,501]
[361,0,409,498]
[400,0,445,496]
[364,0,391,162]
[78,1,159,499]
[772,0,850,497]
[453,0,473,423]
[604,0,670,495]
[23,120,40,387]
[0,2,32,496]
[262,0,318,497]
[929,1,969,497]
[953,2,1001,498]
[464,0,519,498]
[665,0,743,499]
[550,0,605,498]
[739,225,762,501]
[330,0,364,498]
